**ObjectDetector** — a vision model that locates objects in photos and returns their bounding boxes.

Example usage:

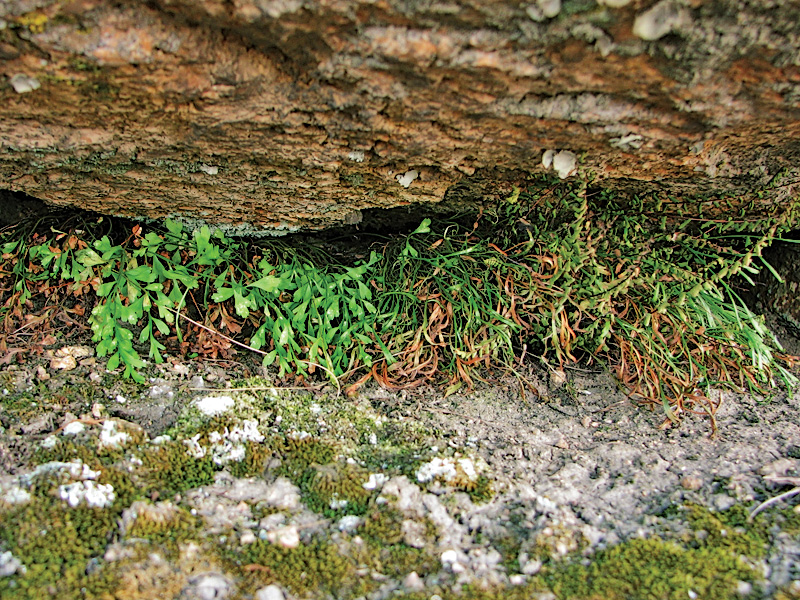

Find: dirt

[0,328,799,599]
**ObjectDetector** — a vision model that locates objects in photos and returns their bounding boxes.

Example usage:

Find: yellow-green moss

[463,473,494,504]
[299,461,373,516]
[140,440,219,497]
[0,496,119,599]
[34,438,105,468]
[358,508,438,579]
[228,439,274,478]
[685,503,767,558]
[17,12,48,34]
[123,501,200,554]
[536,536,756,600]
[233,539,354,596]
[275,435,337,481]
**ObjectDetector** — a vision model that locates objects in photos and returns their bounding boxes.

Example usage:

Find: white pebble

[9,74,40,94]
[62,421,85,435]
[194,395,234,416]
[552,150,577,179]
[255,585,285,600]
[633,0,683,41]
[396,170,419,188]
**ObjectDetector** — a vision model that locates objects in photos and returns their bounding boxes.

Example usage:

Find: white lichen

[1,485,31,505]
[0,551,26,577]
[59,480,116,508]
[9,74,40,94]
[416,457,479,484]
[396,170,419,188]
[99,419,131,449]
[194,395,235,416]
[199,164,219,175]
[632,0,684,41]
[348,150,365,162]
[24,460,100,484]
[184,420,265,465]
[610,133,644,150]
[62,421,85,435]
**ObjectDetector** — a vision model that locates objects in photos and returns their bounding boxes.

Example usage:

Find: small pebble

[402,571,425,592]
[681,475,703,491]
[189,574,230,600]
[255,585,285,600]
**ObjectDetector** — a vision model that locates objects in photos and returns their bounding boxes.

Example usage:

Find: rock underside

[1,0,799,233]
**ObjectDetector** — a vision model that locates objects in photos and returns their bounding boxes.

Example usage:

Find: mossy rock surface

[1,360,799,599]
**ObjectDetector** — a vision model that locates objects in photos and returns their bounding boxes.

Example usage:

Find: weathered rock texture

[1,0,799,232]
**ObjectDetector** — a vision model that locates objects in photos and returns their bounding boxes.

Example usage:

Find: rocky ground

[0,322,799,600]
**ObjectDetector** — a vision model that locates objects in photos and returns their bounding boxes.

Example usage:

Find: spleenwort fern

[1,176,797,421]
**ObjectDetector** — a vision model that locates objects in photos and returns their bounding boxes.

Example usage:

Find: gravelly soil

[1,326,799,600]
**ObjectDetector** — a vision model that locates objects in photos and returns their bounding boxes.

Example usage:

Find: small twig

[749,486,800,521]
[187,385,324,393]
[175,309,342,396]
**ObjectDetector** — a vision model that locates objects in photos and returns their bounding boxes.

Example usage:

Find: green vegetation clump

[0,487,119,599]
[685,503,767,558]
[299,461,373,517]
[358,508,438,579]
[122,500,200,552]
[275,435,337,481]
[139,440,219,497]
[232,539,354,596]
[538,536,755,600]
[2,177,796,419]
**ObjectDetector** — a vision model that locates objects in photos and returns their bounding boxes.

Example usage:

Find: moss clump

[358,508,437,579]
[685,503,767,558]
[140,440,219,497]
[0,495,119,599]
[122,500,200,553]
[275,435,337,482]
[234,539,353,596]
[299,462,373,517]
[228,440,274,478]
[463,474,494,504]
[360,507,405,544]
[17,11,48,34]
[33,438,105,468]
[537,536,755,600]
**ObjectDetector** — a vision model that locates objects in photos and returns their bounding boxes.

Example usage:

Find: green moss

[228,440,274,478]
[537,536,756,600]
[685,503,767,559]
[275,435,337,481]
[360,507,405,544]
[140,440,219,497]
[299,461,373,517]
[34,438,104,468]
[358,508,438,579]
[464,474,494,504]
[0,495,118,599]
[98,465,140,509]
[123,501,199,552]
[17,12,48,34]
[234,539,354,596]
